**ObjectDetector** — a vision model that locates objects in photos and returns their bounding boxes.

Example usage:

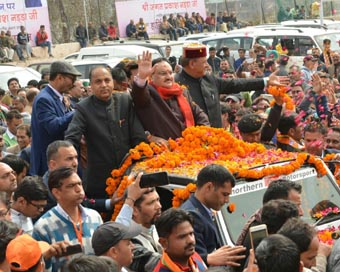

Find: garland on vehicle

[106,126,328,220]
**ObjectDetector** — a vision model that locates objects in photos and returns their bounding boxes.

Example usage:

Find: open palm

[137,51,154,79]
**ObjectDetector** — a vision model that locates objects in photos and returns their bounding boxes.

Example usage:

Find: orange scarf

[150,82,195,128]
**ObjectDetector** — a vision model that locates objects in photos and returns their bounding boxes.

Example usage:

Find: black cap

[92,222,142,256]
[50,61,82,76]
[238,114,263,133]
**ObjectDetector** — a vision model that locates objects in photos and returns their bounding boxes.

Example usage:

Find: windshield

[220,166,340,244]
[0,68,40,90]
[314,33,340,51]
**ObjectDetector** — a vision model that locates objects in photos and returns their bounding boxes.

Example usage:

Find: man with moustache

[65,66,146,200]
[30,61,81,176]
[154,208,207,272]
[33,167,103,272]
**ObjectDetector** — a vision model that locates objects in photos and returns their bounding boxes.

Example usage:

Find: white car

[281,19,340,30]
[0,65,41,90]
[198,27,340,66]
[75,45,162,61]
[70,58,124,80]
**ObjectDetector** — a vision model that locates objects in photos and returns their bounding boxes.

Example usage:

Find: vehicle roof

[198,26,331,42]
[70,58,123,67]
[281,19,340,29]
[179,32,226,41]
[77,44,161,59]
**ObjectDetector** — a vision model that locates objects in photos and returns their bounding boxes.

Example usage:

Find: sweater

[32,205,103,272]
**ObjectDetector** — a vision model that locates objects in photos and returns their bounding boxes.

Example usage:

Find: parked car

[75,44,162,61]
[197,27,340,66]
[102,40,188,61]
[27,61,52,74]
[70,58,123,80]
[0,65,41,90]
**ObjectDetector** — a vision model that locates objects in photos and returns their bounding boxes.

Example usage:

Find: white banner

[115,0,207,37]
[0,0,51,46]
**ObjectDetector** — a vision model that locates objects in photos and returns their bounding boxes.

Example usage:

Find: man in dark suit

[65,66,146,199]
[181,164,246,267]
[30,61,81,176]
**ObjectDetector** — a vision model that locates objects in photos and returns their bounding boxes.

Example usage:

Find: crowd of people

[0,24,53,62]
[0,32,339,272]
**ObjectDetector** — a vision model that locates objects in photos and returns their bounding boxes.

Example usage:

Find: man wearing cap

[301,54,318,91]
[175,44,286,128]
[92,221,142,272]
[6,234,48,272]
[237,111,281,147]
[30,61,81,176]
[6,234,67,272]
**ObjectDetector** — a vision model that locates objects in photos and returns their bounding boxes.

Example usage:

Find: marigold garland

[106,126,328,221]
[314,207,340,245]
[267,86,295,110]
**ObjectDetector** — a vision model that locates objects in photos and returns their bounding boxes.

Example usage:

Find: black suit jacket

[181,195,221,264]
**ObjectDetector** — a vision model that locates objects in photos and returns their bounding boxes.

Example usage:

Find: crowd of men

[0,31,340,271]
[0,25,53,62]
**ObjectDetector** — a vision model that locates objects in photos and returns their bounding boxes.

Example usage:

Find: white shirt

[10,208,33,235]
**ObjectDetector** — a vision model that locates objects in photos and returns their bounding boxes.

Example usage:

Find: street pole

[83,0,90,44]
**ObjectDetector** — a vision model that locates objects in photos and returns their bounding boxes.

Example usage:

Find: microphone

[331,231,340,240]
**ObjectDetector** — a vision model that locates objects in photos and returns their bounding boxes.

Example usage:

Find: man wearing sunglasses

[30,61,81,176]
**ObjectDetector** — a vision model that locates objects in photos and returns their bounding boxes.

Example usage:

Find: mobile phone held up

[140,172,169,188]
[249,224,268,250]
[59,244,83,257]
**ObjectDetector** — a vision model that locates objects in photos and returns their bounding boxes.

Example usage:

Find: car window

[82,54,109,60]
[72,65,87,79]
[220,166,340,244]
[314,33,340,52]
[297,37,316,56]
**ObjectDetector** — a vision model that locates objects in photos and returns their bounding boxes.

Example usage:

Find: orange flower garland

[172,183,196,207]
[106,126,329,220]
[267,85,295,110]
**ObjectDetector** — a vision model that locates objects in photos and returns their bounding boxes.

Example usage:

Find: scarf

[160,251,206,272]
[277,133,304,151]
[323,49,332,67]
[150,82,195,128]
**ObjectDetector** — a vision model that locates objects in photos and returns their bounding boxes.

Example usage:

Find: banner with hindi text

[0,0,51,46]
[115,0,207,37]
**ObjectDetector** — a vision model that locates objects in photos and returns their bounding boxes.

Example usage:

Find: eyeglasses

[27,201,46,210]
[62,74,76,84]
